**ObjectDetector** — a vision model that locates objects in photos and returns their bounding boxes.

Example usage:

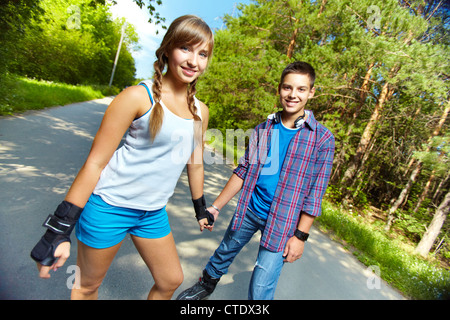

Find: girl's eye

[200,52,208,58]
[181,46,189,52]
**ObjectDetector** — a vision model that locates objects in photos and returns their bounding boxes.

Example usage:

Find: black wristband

[192,195,214,226]
[31,201,83,266]
[43,201,83,234]
[294,229,309,242]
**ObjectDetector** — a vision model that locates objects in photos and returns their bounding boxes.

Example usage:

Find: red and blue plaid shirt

[231,111,335,252]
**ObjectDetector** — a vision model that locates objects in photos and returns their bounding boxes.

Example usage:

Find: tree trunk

[414,170,436,213]
[286,27,298,59]
[415,191,450,257]
[331,62,375,183]
[385,162,422,231]
[359,62,375,102]
[318,0,327,17]
[341,80,390,187]
[433,172,450,203]
[431,102,450,137]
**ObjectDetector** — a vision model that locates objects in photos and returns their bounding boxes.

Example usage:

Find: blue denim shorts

[75,194,171,249]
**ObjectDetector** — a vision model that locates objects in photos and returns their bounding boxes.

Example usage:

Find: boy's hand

[198,217,211,232]
[283,236,305,263]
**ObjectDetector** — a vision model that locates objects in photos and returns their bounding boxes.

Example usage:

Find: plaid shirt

[231,111,335,252]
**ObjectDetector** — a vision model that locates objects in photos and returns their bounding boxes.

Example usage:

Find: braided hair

[150,15,214,141]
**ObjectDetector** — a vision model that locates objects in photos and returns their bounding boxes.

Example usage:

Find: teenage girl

[31,15,214,300]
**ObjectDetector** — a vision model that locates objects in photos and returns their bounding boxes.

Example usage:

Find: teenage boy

[177,61,335,300]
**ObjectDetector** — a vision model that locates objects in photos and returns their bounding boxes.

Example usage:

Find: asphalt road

[0,98,405,300]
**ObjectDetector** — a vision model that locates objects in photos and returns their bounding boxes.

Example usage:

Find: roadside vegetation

[317,201,450,300]
[0,74,114,116]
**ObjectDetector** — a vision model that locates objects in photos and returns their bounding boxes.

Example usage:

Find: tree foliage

[1,0,139,87]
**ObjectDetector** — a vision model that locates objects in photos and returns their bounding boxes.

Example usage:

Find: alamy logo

[66,265,80,290]
[171,128,282,176]
[365,265,381,290]
[66,5,81,30]
[367,5,381,30]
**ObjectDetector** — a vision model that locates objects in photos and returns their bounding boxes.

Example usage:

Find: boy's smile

[278,73,315,125]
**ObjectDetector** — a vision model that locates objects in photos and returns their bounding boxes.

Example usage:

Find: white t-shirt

[94,80,202,211]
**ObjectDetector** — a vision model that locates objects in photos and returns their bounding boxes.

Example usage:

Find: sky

[109,0,252,80]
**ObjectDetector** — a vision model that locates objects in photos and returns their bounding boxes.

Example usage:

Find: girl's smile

[168,42,210,84]
[181,66,197,77]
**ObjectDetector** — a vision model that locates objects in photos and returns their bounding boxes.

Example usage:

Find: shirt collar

[267,110,318,131]
[304,110,318,131]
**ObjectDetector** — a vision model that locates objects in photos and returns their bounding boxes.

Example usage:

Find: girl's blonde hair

[150,15,214,140]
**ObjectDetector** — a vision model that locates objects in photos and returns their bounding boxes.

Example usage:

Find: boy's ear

[308,86,316,98]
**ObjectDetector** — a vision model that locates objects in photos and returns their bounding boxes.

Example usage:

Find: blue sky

[110,0,252,79]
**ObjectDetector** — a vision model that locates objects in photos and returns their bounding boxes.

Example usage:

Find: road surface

[0,98,405,300]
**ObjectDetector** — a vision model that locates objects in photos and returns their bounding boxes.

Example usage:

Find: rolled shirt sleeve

[302,130,335,217]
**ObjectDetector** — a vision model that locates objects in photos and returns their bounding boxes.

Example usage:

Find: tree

[5,0,139,87]
[0,0,44,76]
[339,0,441,188]
[415,190,450,257]
[385,102,450,230]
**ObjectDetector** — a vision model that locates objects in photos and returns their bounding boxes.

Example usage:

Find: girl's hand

[36,242,71,279]
[200,207,219,232]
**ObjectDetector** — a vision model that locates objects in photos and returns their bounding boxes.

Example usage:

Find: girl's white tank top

[93,80,202,211]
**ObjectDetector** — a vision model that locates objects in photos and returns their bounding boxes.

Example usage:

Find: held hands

[198,206,219,232]
[192,195,215,232]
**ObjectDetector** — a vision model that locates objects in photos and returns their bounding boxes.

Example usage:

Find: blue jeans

[205,209,285,300]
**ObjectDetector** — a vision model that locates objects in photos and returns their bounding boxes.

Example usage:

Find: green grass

[0,74,106,115]
[317,201,450,300]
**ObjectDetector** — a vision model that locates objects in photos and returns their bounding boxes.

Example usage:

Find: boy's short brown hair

[280,61,316,88]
